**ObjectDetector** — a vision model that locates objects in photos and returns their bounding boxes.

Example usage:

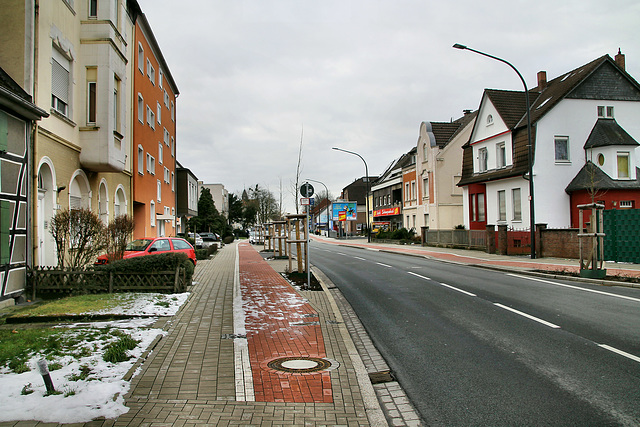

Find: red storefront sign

[374,207,400,217]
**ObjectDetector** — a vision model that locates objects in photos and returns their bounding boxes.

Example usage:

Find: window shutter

[51,50,70,103]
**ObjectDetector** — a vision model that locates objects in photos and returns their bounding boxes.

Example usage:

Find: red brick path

[238,242,332,403]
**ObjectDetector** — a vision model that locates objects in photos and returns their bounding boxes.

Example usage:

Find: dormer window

[617,152,630,179]
[486,114,494,126]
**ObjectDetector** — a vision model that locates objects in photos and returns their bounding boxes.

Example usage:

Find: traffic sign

[300,183,314,197]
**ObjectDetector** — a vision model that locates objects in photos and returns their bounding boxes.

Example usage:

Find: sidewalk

[312,235,640,285]
[54,240,415,426]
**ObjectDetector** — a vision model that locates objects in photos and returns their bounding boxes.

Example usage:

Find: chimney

[463,109,472,116]
[537,71,547,91]
[615,48,625,71]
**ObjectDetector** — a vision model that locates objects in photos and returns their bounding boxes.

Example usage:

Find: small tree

[103,215,135,262]
[50,208,106,269]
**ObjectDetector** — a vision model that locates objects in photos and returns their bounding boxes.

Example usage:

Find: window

[157,180,162,202]
[113,75,121,132]
[478,147,488,172]
[617,152,630,179]
[597,153,605,166]
[171,101,175,121]
[159,69,163,89]
[471,193,485,222]
[147,59,155,85]
[172,238,191,250]
[87,80,96,124]
[156,102,161,124]
[150,239,170,252]
[598,105,614,118]
[171,137,175,157]
[171,172,175,191]
[147,153,155,175]
[486,114,493,125]
[164,129,169,145]
[496,142,506,168]
[620,200,633,209]
[411,181,416,200]
[51,48,71,116]
[164,167,170,183]
[89,0,98,17]
[423,177,429,198]
[137,145,144,175]
[498,190,506,222]
[137,43,144,73]
[137,94,144,123]
[1,200,10,264]
[158,142,163,165]
[150,200,155,227]
[405,183,410,201]
[164,90,169,108]
[554,136,569,162]
[147,106,155,129]
[512,188,522,221]
[477,194,485,222]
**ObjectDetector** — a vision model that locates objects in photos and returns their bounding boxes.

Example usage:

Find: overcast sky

[137,0,640,213]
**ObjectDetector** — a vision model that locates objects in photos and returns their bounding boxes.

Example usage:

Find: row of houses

[331,51,640,238]
[0,1,226,307]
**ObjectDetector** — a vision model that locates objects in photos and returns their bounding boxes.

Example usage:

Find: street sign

[301,197,310,206]
[300,183,314,197]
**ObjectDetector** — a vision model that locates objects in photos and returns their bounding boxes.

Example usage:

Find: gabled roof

[565,161,640,193]
[584,118,639,149]
[429,111,477,149]
[459,53,640,187]
[0,66,48,120]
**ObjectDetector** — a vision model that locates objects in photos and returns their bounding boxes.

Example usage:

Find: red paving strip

[238,242,332,403]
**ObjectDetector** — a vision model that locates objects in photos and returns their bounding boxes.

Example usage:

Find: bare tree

[291,126,304,214]
[50,208,106,269]
[103,215,136,263]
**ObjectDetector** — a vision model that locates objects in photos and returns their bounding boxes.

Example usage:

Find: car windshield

[125,239,153,251]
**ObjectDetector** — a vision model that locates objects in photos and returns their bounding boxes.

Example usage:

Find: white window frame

[478,147,488,172]
[554,136,570,163]
[512,188,522,221]
[156,101,161,124]
[147,59,155,85]
[157,180,162,202]
[617,152,630,179]
[496,142,506,169]
[147,153,155,175]
[137,145,144,175]
[164,167,170,183]
[51,48,71,116]
[87,80,97,125]
[150,200,155,227]
[498,190,506,222]
[147,105,155,130]
[138,43,144,73]
[158,142,163,165]
[137,93,144,123]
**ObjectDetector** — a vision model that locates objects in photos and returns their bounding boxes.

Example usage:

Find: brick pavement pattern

[238,242,332,404]
[0,241,378,426]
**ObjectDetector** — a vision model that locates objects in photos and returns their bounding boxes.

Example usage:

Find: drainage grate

[369,370,395,384]
[290,321,320,326]
[221,334,247,340]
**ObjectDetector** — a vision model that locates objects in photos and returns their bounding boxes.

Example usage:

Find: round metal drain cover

[267,357,337,373]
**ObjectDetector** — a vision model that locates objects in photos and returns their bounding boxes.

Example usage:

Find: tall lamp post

[306,178,331,237]
[332,147,371,243]
[453,43,536,259]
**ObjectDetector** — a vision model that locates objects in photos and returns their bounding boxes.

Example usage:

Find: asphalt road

[310,240,640,426]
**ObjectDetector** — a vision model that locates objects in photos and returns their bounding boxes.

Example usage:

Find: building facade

[132,12,179,238]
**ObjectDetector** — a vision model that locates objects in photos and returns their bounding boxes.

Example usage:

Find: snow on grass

[0,292,189,423]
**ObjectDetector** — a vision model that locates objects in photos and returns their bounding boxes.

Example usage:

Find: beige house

[414,111,477,230]
[29,0,138,266]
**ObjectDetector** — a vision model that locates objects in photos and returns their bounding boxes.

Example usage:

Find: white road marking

[337,252,347,256]
[407,272,476,296]
[598,344,640,363]
[507,274,640,303]
[376,262,392,268]
[494,303,561,329]
[353,256,366,260]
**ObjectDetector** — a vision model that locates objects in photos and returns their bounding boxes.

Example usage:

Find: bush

[223,235,234,244]
[97,252,194,284]
[195,249,209,260]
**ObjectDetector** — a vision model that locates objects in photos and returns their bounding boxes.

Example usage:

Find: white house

[458,51,640,231]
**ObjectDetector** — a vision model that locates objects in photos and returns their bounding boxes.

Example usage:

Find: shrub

[223,235,234,244]
[195,249,209,260]
[97,252,194,284]
[50,208,105,269]
[103,216,136,262]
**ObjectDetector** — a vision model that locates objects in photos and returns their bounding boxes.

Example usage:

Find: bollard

[37,359,55,394]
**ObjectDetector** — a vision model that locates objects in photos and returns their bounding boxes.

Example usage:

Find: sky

[136,0,640,213]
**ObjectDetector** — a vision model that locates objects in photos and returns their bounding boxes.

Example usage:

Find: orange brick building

[133,14,179,238]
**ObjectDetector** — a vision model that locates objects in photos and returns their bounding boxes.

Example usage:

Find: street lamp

[332,147,371,243]
[453,43,536,259]
[306,178,331,237]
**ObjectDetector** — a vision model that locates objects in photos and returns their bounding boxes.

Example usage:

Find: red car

[95,237,196,265]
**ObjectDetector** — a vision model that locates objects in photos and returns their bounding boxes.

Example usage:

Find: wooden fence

[28,266,189,300]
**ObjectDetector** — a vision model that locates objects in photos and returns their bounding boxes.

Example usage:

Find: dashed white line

[353,256,366,261]
[598,344,640,363]
[494,303,561,329]
[407,272,476,296]
[376,262,392,268]
[337,252,347,256]
[507,274,640,303]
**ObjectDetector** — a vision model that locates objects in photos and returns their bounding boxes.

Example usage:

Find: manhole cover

[267,357,338,373]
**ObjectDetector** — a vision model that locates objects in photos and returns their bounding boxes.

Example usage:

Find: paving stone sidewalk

[1,240,424,426]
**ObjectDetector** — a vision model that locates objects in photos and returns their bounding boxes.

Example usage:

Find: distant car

[95,237,196,265]
[199,232,220,249]
[188,233,204,248]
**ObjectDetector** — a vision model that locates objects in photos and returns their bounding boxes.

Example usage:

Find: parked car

[199,232,221,249]
[188,233,204,248]
[95,237,196,265]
